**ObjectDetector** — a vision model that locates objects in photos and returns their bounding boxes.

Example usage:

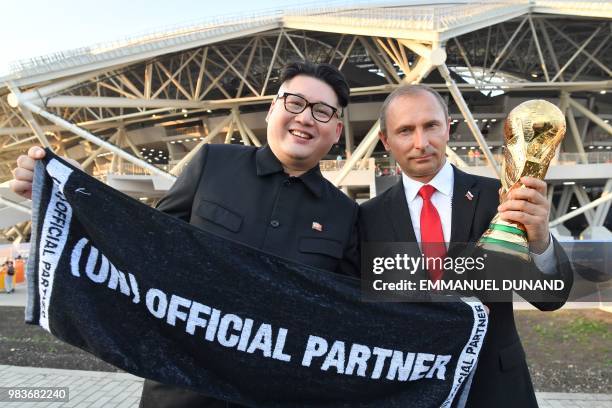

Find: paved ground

[0,365,142,408]
[0,280,27,307]
[2,283,611,407]
[536,393,612,408]
[1,365,611,407]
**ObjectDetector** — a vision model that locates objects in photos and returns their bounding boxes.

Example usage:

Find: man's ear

[445,117,452,142]
[379,130,391,151]
[334,121,343,143]
[265,99,276,123]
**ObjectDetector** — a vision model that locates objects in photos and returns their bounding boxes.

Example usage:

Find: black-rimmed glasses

[277,92,342,123]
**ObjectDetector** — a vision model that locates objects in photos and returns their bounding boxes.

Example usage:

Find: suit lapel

[450,166,480,244]
[385,180,417,242]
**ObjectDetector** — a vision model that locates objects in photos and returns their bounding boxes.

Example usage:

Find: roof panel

[533,1,612,19]
[284,2,530,41]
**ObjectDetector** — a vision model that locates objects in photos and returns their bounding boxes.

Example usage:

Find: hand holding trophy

[477,100,566,261]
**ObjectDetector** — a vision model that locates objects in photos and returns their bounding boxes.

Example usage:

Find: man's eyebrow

[394,123,414,132]
[287,91,336,107]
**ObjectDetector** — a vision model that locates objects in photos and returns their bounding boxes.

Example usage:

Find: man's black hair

[279,61,350,108]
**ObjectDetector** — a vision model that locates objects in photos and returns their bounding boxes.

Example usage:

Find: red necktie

[418,185,446,282]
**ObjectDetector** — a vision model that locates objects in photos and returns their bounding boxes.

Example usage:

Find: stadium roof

[2,0,611,87]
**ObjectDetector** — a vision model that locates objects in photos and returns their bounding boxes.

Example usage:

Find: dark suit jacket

[140,144,360,408]
[359,165,574,408]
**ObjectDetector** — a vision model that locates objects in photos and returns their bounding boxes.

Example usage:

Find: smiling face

[379,91,450,183]
[266,75,343,175]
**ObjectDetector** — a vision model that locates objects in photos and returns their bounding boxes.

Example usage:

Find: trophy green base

[476,215,531,262]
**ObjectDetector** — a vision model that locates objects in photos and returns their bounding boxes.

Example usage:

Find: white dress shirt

[401,161,556,274]
[402,161,454,247]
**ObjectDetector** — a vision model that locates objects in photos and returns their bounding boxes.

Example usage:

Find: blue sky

[0,0,302,74]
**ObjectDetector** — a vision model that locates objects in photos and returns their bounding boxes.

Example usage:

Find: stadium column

[6,84,51,149]
[567,96,612,137]
[16,99,175,182]
[437,63,500,178]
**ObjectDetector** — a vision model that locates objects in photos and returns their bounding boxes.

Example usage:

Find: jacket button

[270,220,280,228]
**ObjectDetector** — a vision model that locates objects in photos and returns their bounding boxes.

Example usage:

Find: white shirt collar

[401,161,454,202]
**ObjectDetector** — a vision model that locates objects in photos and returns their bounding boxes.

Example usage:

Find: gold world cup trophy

[477,100,566,261]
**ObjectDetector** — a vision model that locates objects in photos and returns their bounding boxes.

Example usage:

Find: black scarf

[26,152,487,408]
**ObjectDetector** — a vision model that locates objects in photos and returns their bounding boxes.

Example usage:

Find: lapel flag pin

[465,191,474,201]
[312,222,323,232]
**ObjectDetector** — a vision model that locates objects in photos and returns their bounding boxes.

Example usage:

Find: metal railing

[320,158,375,171]
[93,162,167,178]
[166,125,204,138]
[94,158,375,177]
[558,151,612,164]
[89,150,611,180]
[453,151,612,166]
[285,1,528,31]
[535,0,612,13]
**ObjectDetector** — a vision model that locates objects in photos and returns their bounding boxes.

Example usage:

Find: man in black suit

[11,61,359,408]
[359,84,573,408]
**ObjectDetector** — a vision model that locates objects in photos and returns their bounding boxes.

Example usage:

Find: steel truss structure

[0,0,611,243]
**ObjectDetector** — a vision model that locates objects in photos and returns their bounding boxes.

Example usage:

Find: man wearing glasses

[11,61,359,408]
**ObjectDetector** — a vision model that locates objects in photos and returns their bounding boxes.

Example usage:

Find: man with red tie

[358,84,573,408]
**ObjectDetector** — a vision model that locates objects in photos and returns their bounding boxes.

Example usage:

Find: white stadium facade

[0,0,610,245]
